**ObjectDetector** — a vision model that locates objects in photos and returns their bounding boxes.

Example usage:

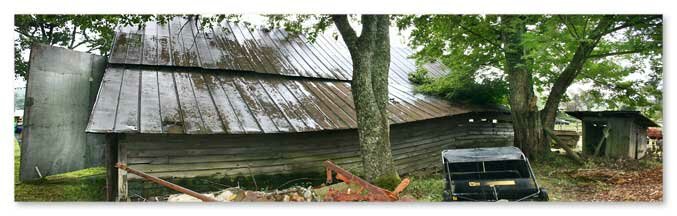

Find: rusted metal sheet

[108,18,448,82]
[87,66,471,134]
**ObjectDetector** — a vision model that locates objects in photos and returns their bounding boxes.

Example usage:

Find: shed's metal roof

[566,111,658,127]
[108,17,448,82]
[86,66,480,134]
[86,17,495,134]
[442,147,526,163]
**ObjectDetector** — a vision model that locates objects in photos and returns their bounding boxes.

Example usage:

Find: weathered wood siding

[120,115,513,180]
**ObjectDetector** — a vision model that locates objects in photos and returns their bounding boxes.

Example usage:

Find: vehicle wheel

[538,188,549,201]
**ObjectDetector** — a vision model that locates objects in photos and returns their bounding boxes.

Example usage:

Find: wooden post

[117,135,128,201]
[105,134,119,201]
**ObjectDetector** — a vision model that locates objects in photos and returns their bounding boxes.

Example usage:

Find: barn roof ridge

[108,17,450,83]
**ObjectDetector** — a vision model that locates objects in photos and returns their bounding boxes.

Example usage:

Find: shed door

[19,44,106,181]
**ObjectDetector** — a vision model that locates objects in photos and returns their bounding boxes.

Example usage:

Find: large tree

[398,15,662,159]
[266,15,400,187]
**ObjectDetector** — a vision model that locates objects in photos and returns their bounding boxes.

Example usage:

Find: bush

[412,69,508,106]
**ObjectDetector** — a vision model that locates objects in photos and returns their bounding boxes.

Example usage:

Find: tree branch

[459,24,504,51]
[588,49,650,59]
[331,15,358,53]
[68,26,78,49]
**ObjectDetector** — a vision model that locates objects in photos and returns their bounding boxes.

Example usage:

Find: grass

[14,138,107,201]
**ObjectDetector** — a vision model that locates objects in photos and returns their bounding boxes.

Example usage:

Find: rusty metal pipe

[115,162,218,202]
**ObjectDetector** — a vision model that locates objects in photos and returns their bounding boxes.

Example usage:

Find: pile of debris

[117,160,412,202]
[168,186,319,202]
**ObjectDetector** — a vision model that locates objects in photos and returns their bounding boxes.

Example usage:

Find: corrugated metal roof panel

[108,18,448,82]
[87,66,478,134]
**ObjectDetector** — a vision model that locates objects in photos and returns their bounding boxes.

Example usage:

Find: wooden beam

[105,134,119,201]
[117,135,128,201]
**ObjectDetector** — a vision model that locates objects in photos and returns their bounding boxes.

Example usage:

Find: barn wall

[118,114,513,198]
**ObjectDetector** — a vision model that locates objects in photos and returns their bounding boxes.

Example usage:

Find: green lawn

[14,139,107,201]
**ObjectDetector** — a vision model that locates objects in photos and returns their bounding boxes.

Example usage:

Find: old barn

[83,18,514,200]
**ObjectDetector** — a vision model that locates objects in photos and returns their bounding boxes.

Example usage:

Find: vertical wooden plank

[117,137,128,201]
[174,71,207,134]
[157,22,172,66]
[88,67,124,132]
[240,77,294,132]
[202,73,245,133]
[105,134,118,201]
[215,75,262,133]
[157,71,184,134]
[189,72,226,133]
[113,68,140,132]
[139,69,162,133]
[231,77,279,133]
[141,21,159,65]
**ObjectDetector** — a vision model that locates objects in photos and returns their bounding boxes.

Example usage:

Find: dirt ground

[564,166,662,201]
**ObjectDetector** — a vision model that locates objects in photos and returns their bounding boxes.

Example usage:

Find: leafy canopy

[397,15,662,119]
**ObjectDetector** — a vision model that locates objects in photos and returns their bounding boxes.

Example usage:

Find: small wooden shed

[84,18,515,200]
[566,111,658,159]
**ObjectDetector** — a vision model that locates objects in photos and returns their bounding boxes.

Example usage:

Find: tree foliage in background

[398,15,663,158]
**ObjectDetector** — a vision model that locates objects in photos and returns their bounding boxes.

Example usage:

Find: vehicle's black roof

[442,147,525,163]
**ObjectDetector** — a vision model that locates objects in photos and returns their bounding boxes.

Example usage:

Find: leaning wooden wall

[118,115,513,198]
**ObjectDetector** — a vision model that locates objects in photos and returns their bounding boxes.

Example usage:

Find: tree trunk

[500,15,546,159]
[541,16,615,133]
[332,15,399,187]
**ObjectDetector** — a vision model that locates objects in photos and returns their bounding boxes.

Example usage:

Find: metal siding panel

[124,30,144,65]
[226,22,269,73]
[114,68,141,132]
[202,73,245,133]
[300,81,357,128]
[281,80,337,130]
[213,23,255,71]
[157,22,173,66]
[231,77,278,133]
[22,45,107,180]
[88,67,124,132]
[189,72,226,133]
[139,69,163,133]
[109,31,128,63]
[251,27,299,76]
[215,76,263,133]
[235,22,283,74]
[258,78,315,131]
[142,22,159,65]
[174,71,206,134]
[240,77,294,132]
[193,28,217,69]
[157,71,184,133]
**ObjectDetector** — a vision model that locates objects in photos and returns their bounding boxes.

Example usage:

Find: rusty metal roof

[108,17,448,82]
[86,18,492,134]
[86,66,482,134]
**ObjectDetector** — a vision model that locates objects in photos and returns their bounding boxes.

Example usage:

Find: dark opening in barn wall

[20,44,107,181]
